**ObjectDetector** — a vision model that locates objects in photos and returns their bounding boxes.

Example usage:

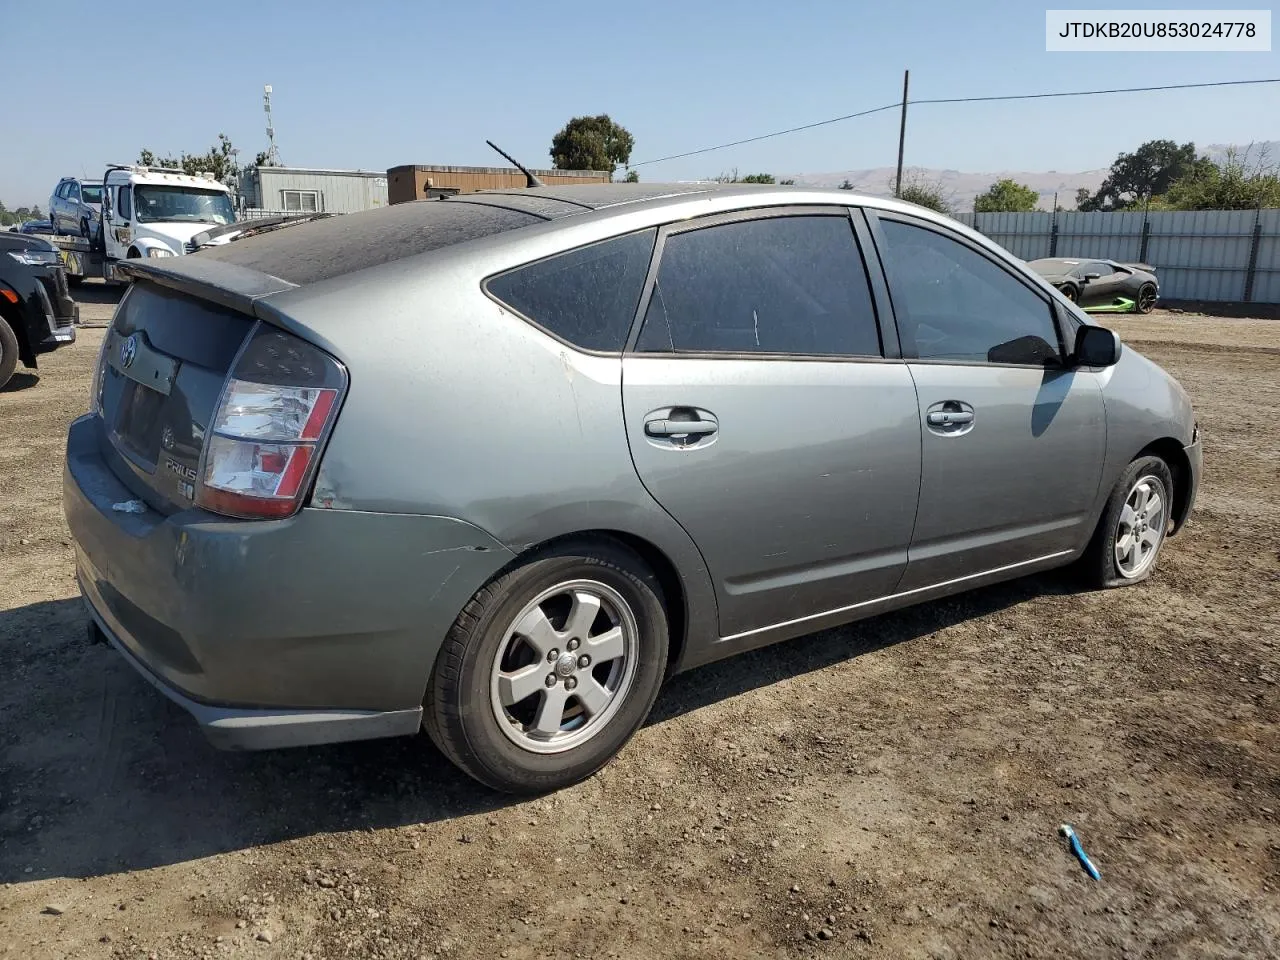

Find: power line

[629,76,1280,168]
[629,102,900,167]
[914,76,1280,105]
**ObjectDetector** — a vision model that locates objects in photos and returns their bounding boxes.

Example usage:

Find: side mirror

[1074,324,1122,367]
[1082,272,1102,281]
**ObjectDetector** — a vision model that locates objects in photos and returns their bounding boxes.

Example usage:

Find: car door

[52,182,69,232]
[65,182,83,234]
[868,212,1105,591]
[103,182,131,262]
[1077,260,1126,307]
[622,208,922,639]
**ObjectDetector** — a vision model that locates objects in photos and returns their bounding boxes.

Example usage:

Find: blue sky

[2,0,1276,206]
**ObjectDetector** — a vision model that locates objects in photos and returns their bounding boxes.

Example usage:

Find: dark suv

[0,231,77,387]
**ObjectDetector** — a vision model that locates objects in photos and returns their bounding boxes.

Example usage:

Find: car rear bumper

[64,414,514,749]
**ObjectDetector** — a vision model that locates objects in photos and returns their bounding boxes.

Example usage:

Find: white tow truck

[42,164,238,282]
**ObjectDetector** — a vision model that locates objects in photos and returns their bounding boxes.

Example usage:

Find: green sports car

[1028,257,1159,314]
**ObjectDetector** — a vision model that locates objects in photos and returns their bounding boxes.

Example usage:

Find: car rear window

[484,229,657,352]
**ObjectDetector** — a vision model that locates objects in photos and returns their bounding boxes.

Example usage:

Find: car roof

[193,183,855,286]
[189,183,993,289]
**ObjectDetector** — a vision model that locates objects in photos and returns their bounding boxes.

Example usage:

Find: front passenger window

[878,219,1062,366]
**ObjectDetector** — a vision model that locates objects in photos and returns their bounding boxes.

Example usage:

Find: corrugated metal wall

[956,209,1279,303]
[252,169,388,214]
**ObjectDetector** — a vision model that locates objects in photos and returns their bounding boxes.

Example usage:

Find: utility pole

[894,69,909,199]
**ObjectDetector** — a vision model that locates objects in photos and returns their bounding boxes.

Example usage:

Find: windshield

[80,185,103,205]
[134,185,235,225]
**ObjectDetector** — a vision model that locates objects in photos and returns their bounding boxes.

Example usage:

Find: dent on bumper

[85,601,423,750]
[64,414,514,734]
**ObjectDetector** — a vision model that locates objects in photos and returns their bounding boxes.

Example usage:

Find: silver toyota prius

[64,184,1202,793]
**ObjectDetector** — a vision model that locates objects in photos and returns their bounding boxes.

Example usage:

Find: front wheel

[1060,284,1079,303]
[1080,456,1173,588]
[424,541,669,794]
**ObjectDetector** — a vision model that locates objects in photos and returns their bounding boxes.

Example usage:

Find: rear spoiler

[116,257,296,317]
[1119,262,1156,275]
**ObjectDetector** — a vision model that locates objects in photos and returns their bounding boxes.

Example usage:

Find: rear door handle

[926,410,974,426]
[645,418,718,437]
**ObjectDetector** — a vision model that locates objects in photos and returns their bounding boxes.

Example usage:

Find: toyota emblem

[119,334,138,369]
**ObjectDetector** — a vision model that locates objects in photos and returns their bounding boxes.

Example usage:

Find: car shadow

[0,574,1071,882]
[0,372,39,393]
[70,280,125,307]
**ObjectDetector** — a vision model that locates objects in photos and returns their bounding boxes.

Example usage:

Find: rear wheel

[1080,456,1173,588]
[424,541,669,794]
[0,319,20,389]
[1137,282,1157,314]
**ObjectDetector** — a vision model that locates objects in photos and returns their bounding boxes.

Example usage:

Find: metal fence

[955,209,1280,303]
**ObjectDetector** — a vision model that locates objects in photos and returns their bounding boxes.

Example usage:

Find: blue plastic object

[1059,824,1101,880]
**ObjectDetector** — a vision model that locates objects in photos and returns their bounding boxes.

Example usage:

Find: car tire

[0,319,20,390]
[80,217,91,239]
[424,540,669,794]
[1137,282,1157,314]
[1079,455,1174,589]
[1060,283,1079,303]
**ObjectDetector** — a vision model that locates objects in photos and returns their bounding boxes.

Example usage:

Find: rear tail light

[197,326,347,519]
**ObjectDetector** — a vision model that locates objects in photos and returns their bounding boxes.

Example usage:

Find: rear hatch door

[98,281,258,512]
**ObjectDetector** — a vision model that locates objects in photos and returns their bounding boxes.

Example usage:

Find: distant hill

[788,166,1108,212]
[789,141,1280,212]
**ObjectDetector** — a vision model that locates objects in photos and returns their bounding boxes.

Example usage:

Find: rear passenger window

[635,215,881,357]
[486,229,657,352]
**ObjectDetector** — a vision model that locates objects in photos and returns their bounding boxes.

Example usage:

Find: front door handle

[645,418,718,437]
[926,410,974,427]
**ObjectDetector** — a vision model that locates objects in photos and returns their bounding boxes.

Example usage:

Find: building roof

[388,163,607,179]
[252,166,387,178]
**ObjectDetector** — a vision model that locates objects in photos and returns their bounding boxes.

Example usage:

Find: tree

[895,171,953,216]
[550,115,634,174]
[779,178,796,185]
[138,133,239,184]
[1161,146,1280,210]
[709,170,780,184]
[1074,187,1093,210]
[623,169,639,183]
[255,151,280,167]
[973,178,1038,213]
[1080,140,1212,211]
[838,179,855,190]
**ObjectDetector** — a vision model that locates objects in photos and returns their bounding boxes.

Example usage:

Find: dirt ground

[2,292,1277,960]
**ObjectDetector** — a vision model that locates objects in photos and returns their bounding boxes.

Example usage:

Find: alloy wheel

[1114,474,1167,578]
[489,579,639,754]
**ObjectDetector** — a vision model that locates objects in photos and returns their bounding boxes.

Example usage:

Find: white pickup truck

[43,164,238,281]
